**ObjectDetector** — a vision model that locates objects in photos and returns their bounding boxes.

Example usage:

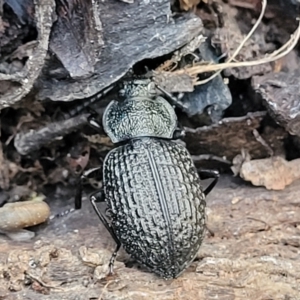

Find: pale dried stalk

[195,0,267,85]
[169,0,300,85]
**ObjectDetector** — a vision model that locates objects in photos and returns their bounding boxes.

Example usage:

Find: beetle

[75,79,219,279]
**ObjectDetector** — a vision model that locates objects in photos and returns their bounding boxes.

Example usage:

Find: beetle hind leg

[108,244,121,275]
[90,190,121,275]
[198,169,219,196]
[74,173,84,210]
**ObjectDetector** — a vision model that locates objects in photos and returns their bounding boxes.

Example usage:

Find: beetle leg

[64,85,114,118]
[197,169,219,196]
[173,122,186,140]
[75,174,84,210]
[75,167,102,209]
[173,129,185,139]
[87,112,103,132]
[90,190,121,275]
[155,84,187,140]
[155,84,185,106]
[155,84,180,107]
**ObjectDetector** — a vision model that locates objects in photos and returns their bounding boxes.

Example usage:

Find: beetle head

[119,79,157,99]
[103,96,177,143]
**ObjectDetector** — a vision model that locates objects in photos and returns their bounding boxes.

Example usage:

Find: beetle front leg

[198,169,219,196]
[75,173,84,210]
[75,167,103,209]
[173,122,186,140]
[90,190,121,275]
[87,112,103,133]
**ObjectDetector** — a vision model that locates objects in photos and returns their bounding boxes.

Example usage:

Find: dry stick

[170,2,300,85]
[268,29,296,58]
[14,114,90,155]
[196,20,300,73]
[195,0,267,85]
[174,19,300,79]
[227,0,267,62]
[252,129,274,157]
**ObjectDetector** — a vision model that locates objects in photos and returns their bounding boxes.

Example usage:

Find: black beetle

[76,80,219,279]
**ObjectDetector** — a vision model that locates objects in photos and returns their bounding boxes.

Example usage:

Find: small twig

[191,154,231,165]
[14,114,90,155]
[228,0,267,62]
[252,129,274,156]
[189,18,300,77]
[98,280,114,300]
[25,272,64,290]
[196,0,267,85]
[13,86,112,156]
[156,35,206,71]
[247,217,270,231]
[268,32,295,58]
[166,1,300,86]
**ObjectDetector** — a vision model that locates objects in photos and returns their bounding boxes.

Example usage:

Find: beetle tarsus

[108,243,121,275]
[87,114,103,132]
[198,169,219,196]
[155,84,178,106]
[74,175,83,209]
[75,166,103,209]
[90,190,122,273]
[173,122,186,139]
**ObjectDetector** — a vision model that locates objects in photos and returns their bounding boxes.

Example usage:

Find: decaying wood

[14,109,288,166]
[212,3,273,80]
[0,176,299,299]
[36,0,203,102]
[253,70,300,137]
[155,40,232,121]
[0,0,203,108]
[0,0,55,109]
[49,0,104,79]
[14,114,90,155]
[183,111,287,161]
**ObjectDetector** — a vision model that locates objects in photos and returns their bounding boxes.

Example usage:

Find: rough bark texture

[36,0,203,102]
[0,176,299,299]
[0,0,203,108]
[0,0,55,109]
[183,112,287,161]
[253,70,300,137]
